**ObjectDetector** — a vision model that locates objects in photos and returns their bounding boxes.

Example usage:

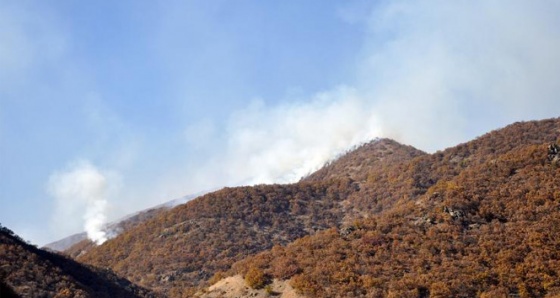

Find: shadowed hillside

[0,280,19,298]
[0,225,158,298]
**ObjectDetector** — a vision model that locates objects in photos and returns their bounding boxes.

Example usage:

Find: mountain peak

[303,138,426,183]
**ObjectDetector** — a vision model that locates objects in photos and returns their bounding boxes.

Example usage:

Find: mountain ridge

[219,119,560,297]
[72,138,423,296]
[61,117,560,297]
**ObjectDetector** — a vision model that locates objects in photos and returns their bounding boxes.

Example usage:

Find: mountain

[76,181,356,296]
[219,118,560,297]
[70,139,422,297]
[0,224,158,298]
[44,232,88,253]
[66,118,560,297]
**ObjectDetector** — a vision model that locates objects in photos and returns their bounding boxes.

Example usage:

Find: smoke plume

[41,1,560,244]
[181,0,560,191]
[47,160,113,245]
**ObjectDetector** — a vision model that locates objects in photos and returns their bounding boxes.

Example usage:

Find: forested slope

[72,118,560,297]
[0,225,157,298]
[226,119,560,297]
[73,139,421,297]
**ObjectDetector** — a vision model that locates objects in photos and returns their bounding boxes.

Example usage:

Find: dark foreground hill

[73,118,560,297]
[0,225,158,298]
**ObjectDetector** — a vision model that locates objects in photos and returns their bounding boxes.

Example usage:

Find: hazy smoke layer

[357,0,560,151]
[47,161,111,244]
[225,87,381,184]
[44,1,560,244]
[182,0,560,194]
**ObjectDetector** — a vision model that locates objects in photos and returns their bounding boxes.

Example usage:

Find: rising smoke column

[48,160,110,245]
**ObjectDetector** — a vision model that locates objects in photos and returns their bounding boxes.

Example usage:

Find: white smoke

[39,1,560,244]
[224,87,381,184]
[181,0,560,189]
[179,87,378,190]
[355,0,560,151]
[47,160,114,245]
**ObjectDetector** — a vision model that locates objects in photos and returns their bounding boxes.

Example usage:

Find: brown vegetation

[230,119,560,297]
[74,138,421,296]
[77,180,358,296]
[68,118,560,297]
[0,225,157,298]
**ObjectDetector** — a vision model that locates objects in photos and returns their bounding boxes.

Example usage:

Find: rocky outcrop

[443,206,464,220]
[548,143,560,165]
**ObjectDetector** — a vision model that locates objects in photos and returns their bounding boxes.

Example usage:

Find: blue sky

[2,1,560,245]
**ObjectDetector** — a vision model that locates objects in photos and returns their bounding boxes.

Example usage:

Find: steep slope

[224,119,560,297]
[0,225,157,298]
[342,118,560,218]
[72,140,422,297]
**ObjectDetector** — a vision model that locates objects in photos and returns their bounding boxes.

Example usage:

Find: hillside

[70,118,560,297]
[221,119,560,297]
[346,119,560,216]
[0,280,18,298]
[0,225,157,298]
[72,139,422,297]
[77,181,357,296]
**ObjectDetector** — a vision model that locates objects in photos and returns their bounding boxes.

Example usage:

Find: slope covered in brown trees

[226,119,560,297]
[0,225,158,298]
[77,181,358,296]
[303,138,425,183]
[70,118,560,297]
[72,139,422,297]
